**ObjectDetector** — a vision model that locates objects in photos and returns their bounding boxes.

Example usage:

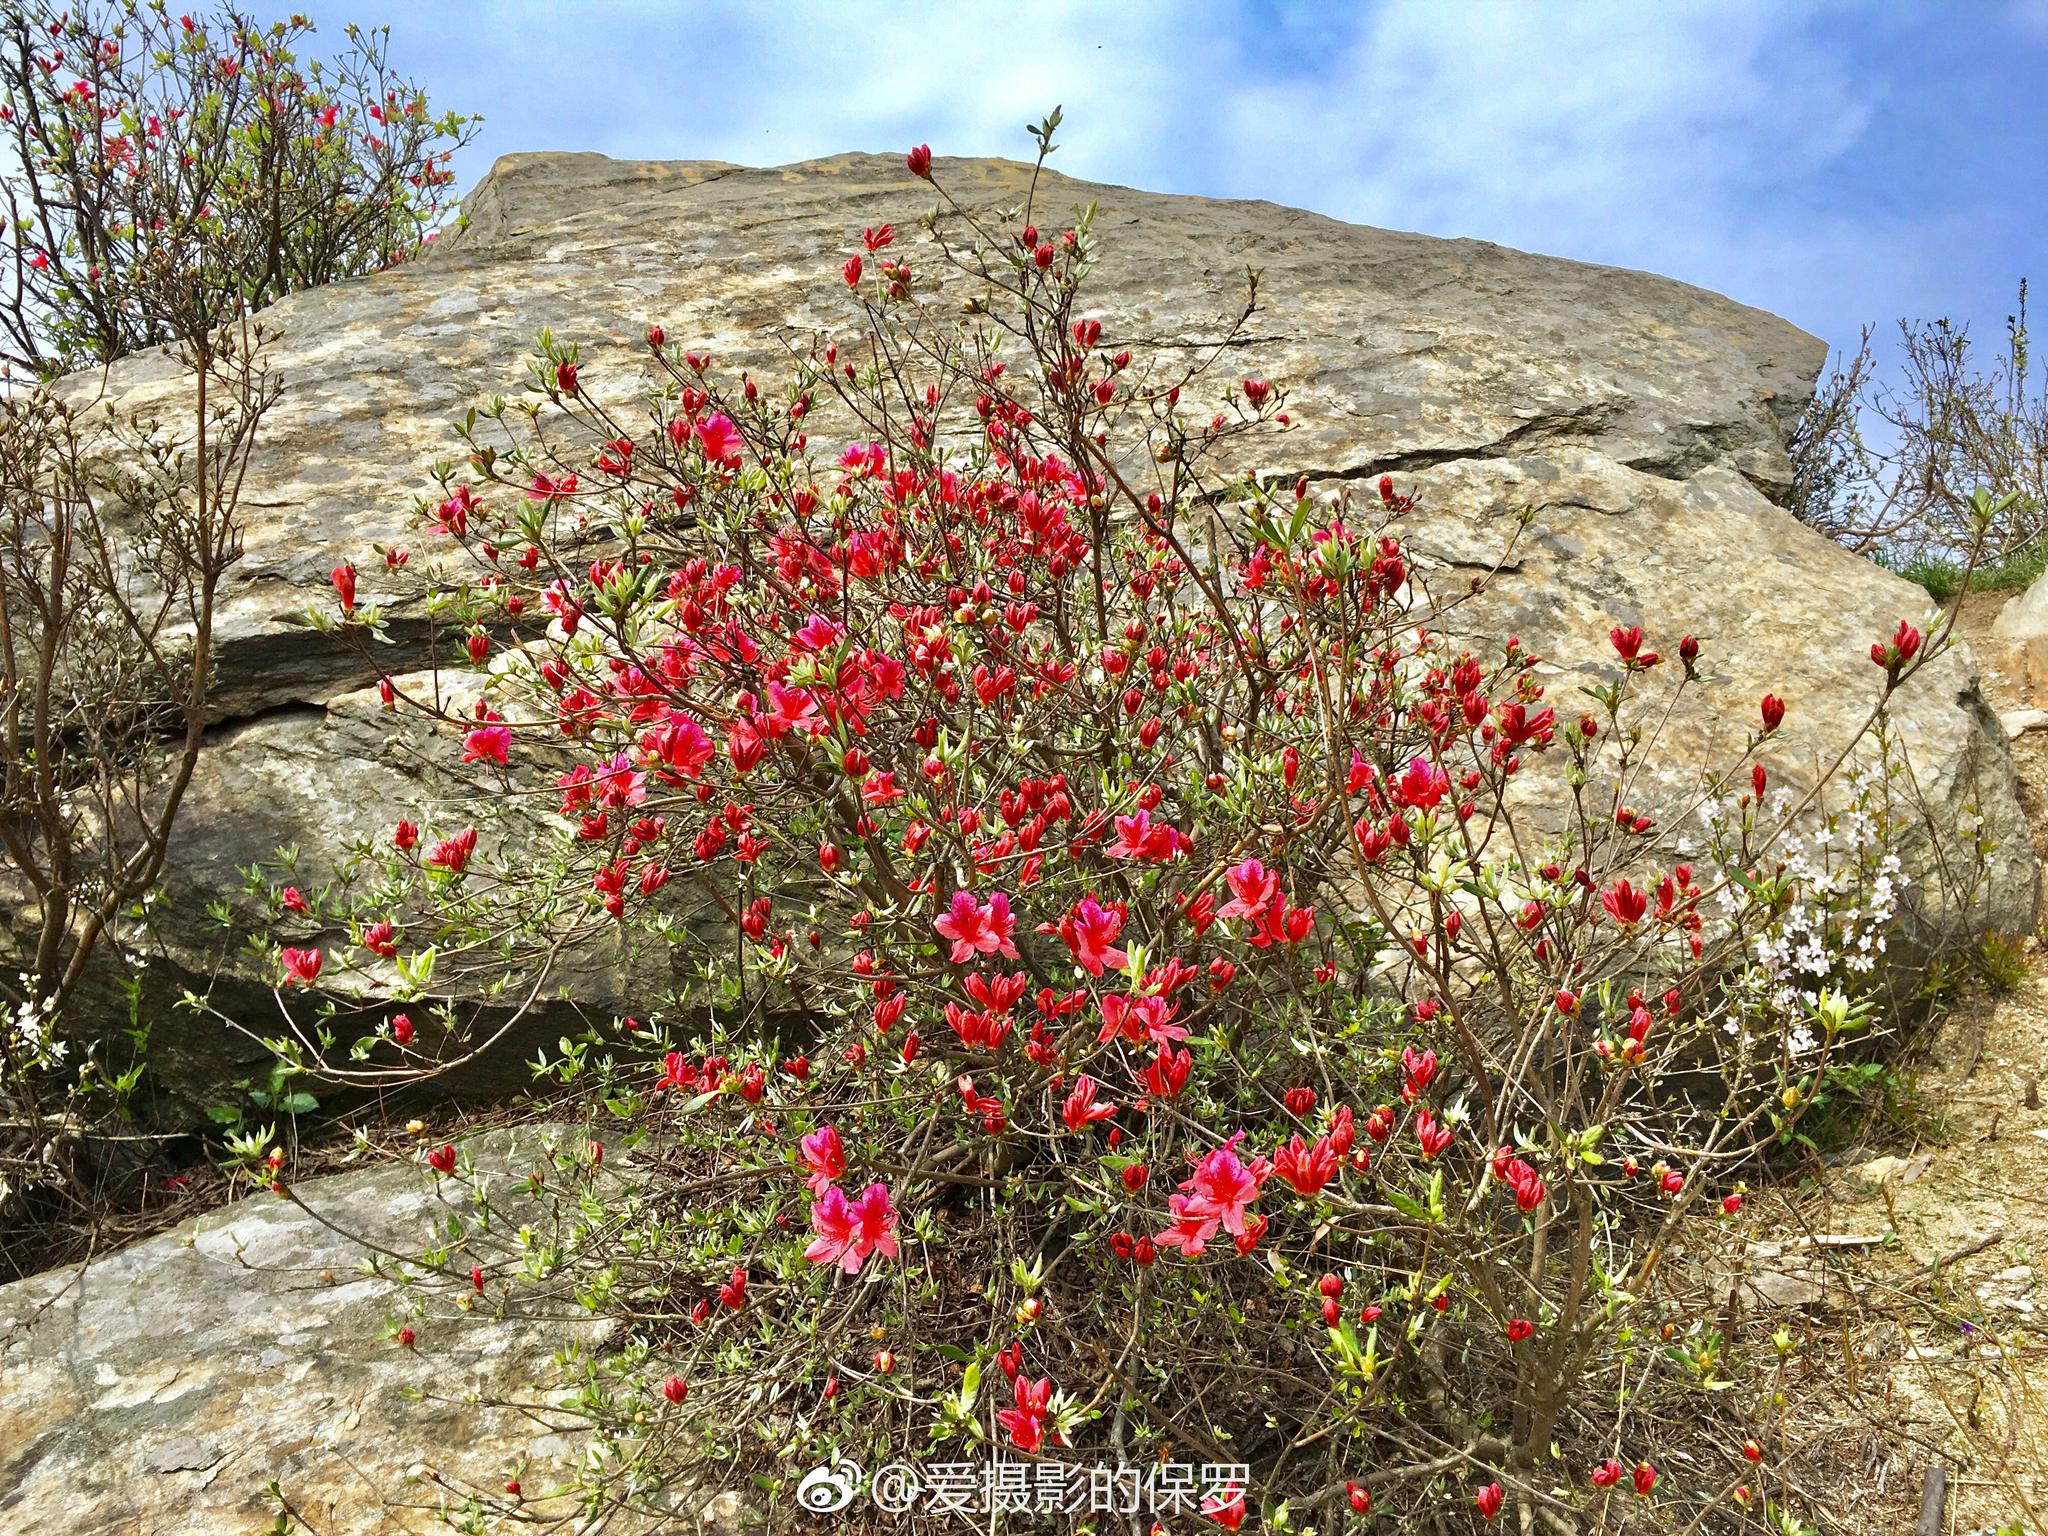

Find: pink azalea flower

[799,1125,846,1195]
[789,614,845,653]
[1059,1074,1117,1131]
[592,752,647,807]
[934,890,1019,964]
[1393,756,1450,811]
[528,471,578,504]
[1056,894,1128,977]
[761,680,823,739]
[655,1052,698,1093]
[1202,1484,1248,1531]
[1105,808,1188,862]
[1416,1110,1455,1161]
[804,1181,900,1275]
[1274,1133,1339,1195]
[1215,857,1279,924]
[1153,1192,1221,1257]
[650,711,714,778]
[1246,900,1316,949]
[1097,991,1187,1048]
[426,826,478,875]
[462,724,512,765]
[696,412,744,468]
[279,947,322,987]
[1180,1139,1271,1236]
[996,1374,1054,1452]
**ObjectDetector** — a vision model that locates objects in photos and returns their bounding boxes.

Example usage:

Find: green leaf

[1385,1188,1429,1224]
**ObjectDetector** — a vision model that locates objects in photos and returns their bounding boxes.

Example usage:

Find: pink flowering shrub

[0,1,476,377]
[270,125,1965,1530]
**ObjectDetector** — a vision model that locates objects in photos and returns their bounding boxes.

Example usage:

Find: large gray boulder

[19,151,2033,1103]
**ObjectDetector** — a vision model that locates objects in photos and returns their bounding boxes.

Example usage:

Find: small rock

[1999,707,2048,739]
[1740,1265,1828,1310]
[142,1436,226,1476]
[1854,1154,1933,1187]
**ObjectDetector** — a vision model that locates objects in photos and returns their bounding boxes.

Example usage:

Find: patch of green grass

[1784,1059,1945,1156]
[1880,541,2048,602]
[1977,930,2031,993]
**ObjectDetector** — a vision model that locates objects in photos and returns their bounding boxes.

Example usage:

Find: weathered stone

[21,150,2034,1093]
[0,1127,614,1534]
[119,670,683,1108]
[1854,1153,1934,1187]
[1993,575,2048,691]
[1738,1264,1831,1312]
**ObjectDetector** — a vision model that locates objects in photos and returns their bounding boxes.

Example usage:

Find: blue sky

[345,0,2046,369]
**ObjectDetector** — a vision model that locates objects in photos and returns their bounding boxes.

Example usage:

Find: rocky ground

[0,1125,630,1534]
[1765,592,2048,1536]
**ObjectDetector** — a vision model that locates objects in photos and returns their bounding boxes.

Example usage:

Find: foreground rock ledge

[0,1129,614,1534]
[11,150,2033,1101]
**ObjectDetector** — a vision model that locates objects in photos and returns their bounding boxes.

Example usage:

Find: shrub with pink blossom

[256,120,1992,1531]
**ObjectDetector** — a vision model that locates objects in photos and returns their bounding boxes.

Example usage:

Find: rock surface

[1994,571,2048,690]
[0,1127,613,1534]
[17,150,2034,1098]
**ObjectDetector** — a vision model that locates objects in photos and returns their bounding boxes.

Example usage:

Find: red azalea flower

[279,947,322,987]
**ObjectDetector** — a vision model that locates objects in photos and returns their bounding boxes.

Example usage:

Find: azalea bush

[257,123,1966,1532]
[0,0,476,378]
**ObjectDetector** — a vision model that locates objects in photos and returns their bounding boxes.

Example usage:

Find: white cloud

[364,0,2031,352]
